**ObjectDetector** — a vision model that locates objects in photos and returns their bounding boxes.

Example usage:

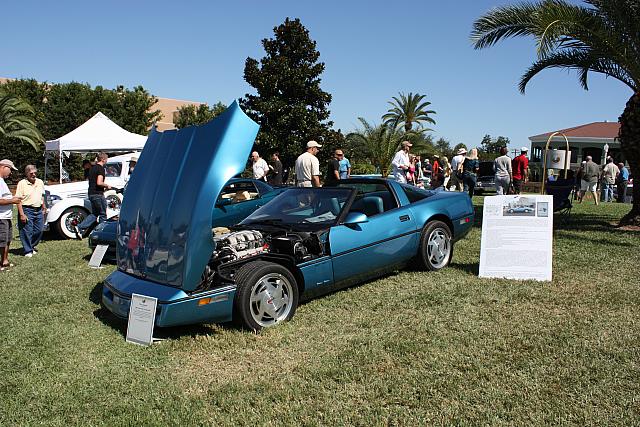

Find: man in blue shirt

[337,150,351,179]
[616,162,629,203]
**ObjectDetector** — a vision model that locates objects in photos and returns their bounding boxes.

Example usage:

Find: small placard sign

[126,294,158,346]
[88,244,109,268]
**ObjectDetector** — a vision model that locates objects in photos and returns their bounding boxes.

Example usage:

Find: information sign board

[126,294,158,346]
[88,244,109,268]
[479,195,553,281]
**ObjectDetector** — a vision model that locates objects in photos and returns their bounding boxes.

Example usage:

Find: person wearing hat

[391,141,412,184]
[295,141,322,187]
[511,147,529,194]
[0,159,24,270]
[15,164,46,257]
[449,147,467,191]
[129,156,138,175]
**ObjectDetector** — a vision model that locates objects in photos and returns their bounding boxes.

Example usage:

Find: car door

[329,186,418,285]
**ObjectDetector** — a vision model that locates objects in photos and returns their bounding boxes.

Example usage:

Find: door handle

[399,215,410,222]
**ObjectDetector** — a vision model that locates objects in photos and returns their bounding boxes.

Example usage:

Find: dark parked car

[474,161,496,194]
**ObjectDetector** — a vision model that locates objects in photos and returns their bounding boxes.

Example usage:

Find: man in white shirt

[449,147,467,191]
[295,141,322,187]
[391,141,412,183]
[251,151,269,182]
[0,159,23,270]
[601,157,619,202]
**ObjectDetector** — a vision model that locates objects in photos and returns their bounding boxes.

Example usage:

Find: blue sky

[2,0,632,149]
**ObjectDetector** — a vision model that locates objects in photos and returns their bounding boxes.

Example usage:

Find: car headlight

[47,194,62,206]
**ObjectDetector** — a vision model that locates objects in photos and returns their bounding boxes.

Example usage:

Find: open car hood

[116,101,259,291]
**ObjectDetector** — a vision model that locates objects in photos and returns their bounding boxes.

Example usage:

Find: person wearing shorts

[579,156,600,205]
[0,159,24,270]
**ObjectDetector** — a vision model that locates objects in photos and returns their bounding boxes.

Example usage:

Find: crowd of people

[574,156,630,205]
[250,141,352,188]
[388,141,530,198]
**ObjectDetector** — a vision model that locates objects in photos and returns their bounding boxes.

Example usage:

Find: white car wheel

[56,207,89,239]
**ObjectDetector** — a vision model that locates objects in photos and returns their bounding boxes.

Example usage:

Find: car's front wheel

[418,220,453,271]
[56,207,89,239]
[233,261,299,331]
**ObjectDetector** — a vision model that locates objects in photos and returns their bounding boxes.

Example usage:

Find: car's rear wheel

[233,261,299,331]
[418,220,453,271]
[56,207,89,239]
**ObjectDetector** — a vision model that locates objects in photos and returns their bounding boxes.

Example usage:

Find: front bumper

[102,270,236,327]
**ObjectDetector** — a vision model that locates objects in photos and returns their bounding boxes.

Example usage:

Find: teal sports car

[101,102,474,331]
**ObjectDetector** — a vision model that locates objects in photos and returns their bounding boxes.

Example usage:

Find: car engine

[198,228,326,291]
[213,230,266,264]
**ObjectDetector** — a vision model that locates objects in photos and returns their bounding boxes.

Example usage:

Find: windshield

[241,188,353,229]
[104,162,122,178]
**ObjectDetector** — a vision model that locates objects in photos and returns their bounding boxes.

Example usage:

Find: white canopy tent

[45,112,148,183]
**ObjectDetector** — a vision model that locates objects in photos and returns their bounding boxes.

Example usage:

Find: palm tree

[346,118,407,175]
[0,91,43,150]
[382,92,436,133]
[471,0,640,225]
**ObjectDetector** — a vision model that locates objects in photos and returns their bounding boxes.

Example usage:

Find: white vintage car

[44,152,138,239]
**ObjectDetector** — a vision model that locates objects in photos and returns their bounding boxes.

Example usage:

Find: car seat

[351,195,384,217]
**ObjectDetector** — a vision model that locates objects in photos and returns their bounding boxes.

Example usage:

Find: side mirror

[343,212,368,225]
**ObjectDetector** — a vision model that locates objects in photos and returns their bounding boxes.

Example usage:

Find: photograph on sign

[479,195,554,282]
[126,294,158,346]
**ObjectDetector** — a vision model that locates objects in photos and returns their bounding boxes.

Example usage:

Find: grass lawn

[0,200,638,425]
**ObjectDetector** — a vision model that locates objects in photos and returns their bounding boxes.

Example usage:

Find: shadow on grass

[450,261,479,276]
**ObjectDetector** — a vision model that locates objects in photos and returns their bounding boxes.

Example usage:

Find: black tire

[417,220,453,271]
[233,260,299,331]
[56,207,89,239]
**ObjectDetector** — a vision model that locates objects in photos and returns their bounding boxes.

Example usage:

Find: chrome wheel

[249,273,294,327]
[106,194,121,210]
[427,228,451,269]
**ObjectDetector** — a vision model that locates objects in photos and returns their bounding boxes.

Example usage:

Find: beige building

[0,76,204,131]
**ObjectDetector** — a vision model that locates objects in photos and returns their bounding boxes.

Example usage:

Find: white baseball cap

[521,147,529,152]
[0,159,18,171]
[307,140,322,148]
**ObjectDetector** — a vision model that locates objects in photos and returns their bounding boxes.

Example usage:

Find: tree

[435,137,452,157]
[241,18,334,167]
[0,91,43,150]
[173,102,226,128]
[479,134,510,154]
[345,118,403,175]
[0,79,160,181]
[382,92,436,133]
[471,0,640,225]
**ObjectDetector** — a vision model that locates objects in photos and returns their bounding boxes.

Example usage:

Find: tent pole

[44,152,48,184]
[59,149,63,184]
